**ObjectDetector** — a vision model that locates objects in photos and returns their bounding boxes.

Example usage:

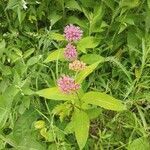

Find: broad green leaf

[27,55,42,66]
[77,36,100,53]
[81,92,126,111]
[50,33,65,41]
[23,48,35,59]
[65,0,82,11]
[86,108,102,119]
[67,16,88,29]
[48,12,62,27]
[127,137,150,150]
[64,121,74,134]
[76,61,100,84]
[36,87,79,101]
[81,54,105,64]
[11,109,45,149]
[148,0,150,9]
[120,0,140,8]
[44,48,65,63]
[90,5,104,33]
[73,110,89,150]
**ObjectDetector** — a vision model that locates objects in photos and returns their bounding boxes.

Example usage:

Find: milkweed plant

[36,24,126,149]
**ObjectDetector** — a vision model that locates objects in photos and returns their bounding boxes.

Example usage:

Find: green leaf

[0,40,6,57]
[81,92,126,111]
[103,0,115,10]
[65,0,82,11]
[6,0,18,9]
[80,54,105,64]
[27,55,42,66]
[23,48,35,59]
[148,0,150,9]
[48,12,62,27]
[76,61,100,84]
[86,108,102,119]
[90,5,104,33]
[73,110,89,150]
[40,128,54,142]
[77,36,100,53]
[67,16,88,29]
[44,48,65,63]
[127,137,150,150]
[36,87,79,101]
[50,33,65,41]
[34,120,45,129]
[106,57,132,81]
[120,0,140,8]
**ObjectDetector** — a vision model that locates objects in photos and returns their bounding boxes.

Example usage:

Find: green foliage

[77,36,100,53]
[81,91,126,111]
[36,87,81,101]
[73,110,90,150]
[0,0,150,149]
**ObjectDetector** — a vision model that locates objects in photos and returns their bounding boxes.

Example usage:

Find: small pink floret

[64,43,77,61]
[57,75,80,94]
[64,24,83,42]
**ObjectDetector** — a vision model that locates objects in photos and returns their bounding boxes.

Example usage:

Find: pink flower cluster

[64,43,77,61]
[64,24,83,42]
[69,60,86,72]
[57,24,86,94]
[63,24,83,61]
[57,75,80,94]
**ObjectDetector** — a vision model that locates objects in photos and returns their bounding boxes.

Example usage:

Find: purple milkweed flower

[64,24,83,42]
[64,43,77,61]
[57,75,80,94]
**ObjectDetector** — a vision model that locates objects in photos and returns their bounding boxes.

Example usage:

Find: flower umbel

[69,60,86,72]
[64,43,77,61]
[64,24,83,42]
[57,75,80,94]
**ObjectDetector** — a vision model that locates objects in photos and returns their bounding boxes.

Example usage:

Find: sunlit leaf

[73,110,89,150]
[77,36,100,53]
[44,48,65,63]
[81,54,105,64]
[76,61,100,84]
[36,87,79,101]
[81,92,126,111]
[127,137,150,150]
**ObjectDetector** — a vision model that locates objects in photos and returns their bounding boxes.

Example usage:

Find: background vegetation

[0,0,150,149]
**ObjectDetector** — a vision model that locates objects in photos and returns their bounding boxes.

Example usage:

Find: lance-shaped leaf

[81,54,105,64]
[73,110,90,150]
[75,61,100,84]
[77,36,100,53]
[44,48,65,63]
[50,33,65,41]
[36,87,83,101]
[81,92,126,111]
